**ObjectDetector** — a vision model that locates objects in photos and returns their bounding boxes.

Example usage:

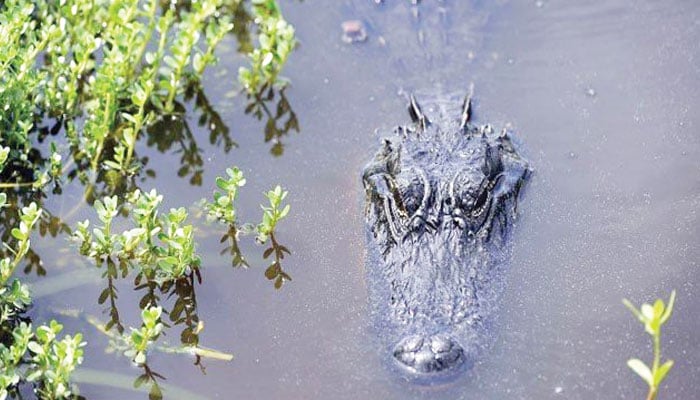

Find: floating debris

[341,20,368,44]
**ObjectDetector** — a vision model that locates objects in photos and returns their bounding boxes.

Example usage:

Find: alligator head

[362,90,530,379]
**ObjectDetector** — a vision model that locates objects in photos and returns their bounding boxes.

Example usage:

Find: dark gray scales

[362,89,530,378]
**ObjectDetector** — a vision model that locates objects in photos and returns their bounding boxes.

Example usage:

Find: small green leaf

[27,341,44,355]
[627,358,653,386]
[279,204,290,219]
[11,228,25,241]
[641,303,654,321]
[134,374,149,388]
[660,290,676,324]
[274,276,283,289]
[623,297,642,317]
[653,299,664,319]
[654,359,674,386]
[134,351,146,365]
[261,52,274,67]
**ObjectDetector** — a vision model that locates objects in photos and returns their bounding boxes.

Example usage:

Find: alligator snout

[392,334,465,374]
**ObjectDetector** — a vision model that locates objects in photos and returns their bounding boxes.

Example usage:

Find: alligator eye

[396,174,425,216]
[449,169,481,209]
[395,167,430,219]
[471,186,490,217]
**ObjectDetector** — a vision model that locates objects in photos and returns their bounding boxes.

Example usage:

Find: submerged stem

[647,386,657,400]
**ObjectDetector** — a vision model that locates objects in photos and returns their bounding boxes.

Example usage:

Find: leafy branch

[623,290,676,400]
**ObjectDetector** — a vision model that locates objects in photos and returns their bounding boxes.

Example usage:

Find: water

[27,0,700,398]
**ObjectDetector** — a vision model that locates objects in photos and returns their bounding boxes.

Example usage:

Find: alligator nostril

[393,334,465,374]
[430,334,451,353]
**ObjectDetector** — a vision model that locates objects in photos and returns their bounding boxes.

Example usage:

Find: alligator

[362,89,530,379]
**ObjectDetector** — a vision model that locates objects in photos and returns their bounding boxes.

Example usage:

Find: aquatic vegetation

[238,0,297,94]
[125,306,164,365]
[159,2,233,112]
[203,169,292,287]
[0,200,41,286]
[0,0,298,190]
[78,306,229,399]
[623,290,676,400]
[206,167,247,225]
[0,0,293,399]
[0,196,84,399]
[72,189,201,284]
[84,307,231,365]
[0,196,42,335]
[1,321,85,400]
[256,185,290,243]
[257,186,292,288]
[0,0,298,396]
[238,0,300,156]
[24,321,85,399]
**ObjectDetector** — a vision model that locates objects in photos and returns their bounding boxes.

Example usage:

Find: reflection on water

[219,226,249,269]
[210,216,293,288]
[259,233,292,289]
[133,363,167,400]
[243,85,300,156]
[147,111,206,187]
[145,81,241,187]
[225,0,255,54]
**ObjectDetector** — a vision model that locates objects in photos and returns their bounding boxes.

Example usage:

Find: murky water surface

[30,0,699,398]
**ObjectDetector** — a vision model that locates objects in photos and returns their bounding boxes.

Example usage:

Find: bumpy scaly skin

[363,91,530,378]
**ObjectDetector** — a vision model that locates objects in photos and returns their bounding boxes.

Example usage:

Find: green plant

[25,321,86,399]
[159,1,221,112]
[0,197,84,400]
[0,147,10,170]
[0,0,299,396]
[238,0,297,93]
[201,171,292,286]
[72,189,202,285]
[205,167,247,225]
[125,306,164,365]
[83,308,231,364]
[0,322,31,400]
[623,290,676,400]
[257,185,291,288]
[0,201,41,285]
[256,185,290,243]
